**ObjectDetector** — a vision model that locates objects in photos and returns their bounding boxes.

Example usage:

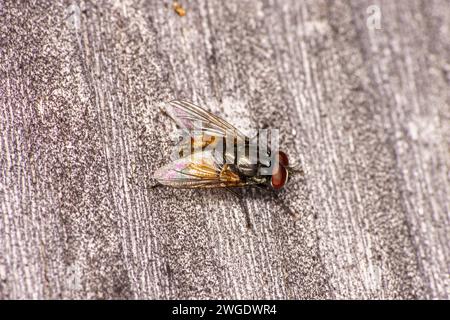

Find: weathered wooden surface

[0,0,449,299]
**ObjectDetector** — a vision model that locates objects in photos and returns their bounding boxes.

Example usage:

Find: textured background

[0,0,449,299]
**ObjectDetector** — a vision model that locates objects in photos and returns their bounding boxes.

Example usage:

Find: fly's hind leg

[225,187,240,197]
[148,182,163,191]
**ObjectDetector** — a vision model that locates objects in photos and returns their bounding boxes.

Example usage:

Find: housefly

[153,100,294,191]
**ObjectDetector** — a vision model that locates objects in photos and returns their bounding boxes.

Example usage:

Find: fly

[153,100,297,191]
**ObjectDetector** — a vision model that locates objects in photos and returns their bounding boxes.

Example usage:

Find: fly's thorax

[236,162,258,177]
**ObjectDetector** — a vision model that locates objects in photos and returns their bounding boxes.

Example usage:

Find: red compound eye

[271,165,288,190]
[278,151,289,167]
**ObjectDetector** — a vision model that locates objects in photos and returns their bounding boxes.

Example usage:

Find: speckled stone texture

[0,0,449,299]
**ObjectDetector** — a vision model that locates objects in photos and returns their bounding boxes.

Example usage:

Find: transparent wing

[175,133,220,159]
[153,150,253,189]
[166,100,247,140]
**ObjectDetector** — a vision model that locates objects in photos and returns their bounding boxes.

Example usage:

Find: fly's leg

[272,191,301,220]
[219,163,229,178]
[231,193,252,230]
[224,184,253,230]
[149,182,163,191]
[225,187,240,197]
[240,197,253,230]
